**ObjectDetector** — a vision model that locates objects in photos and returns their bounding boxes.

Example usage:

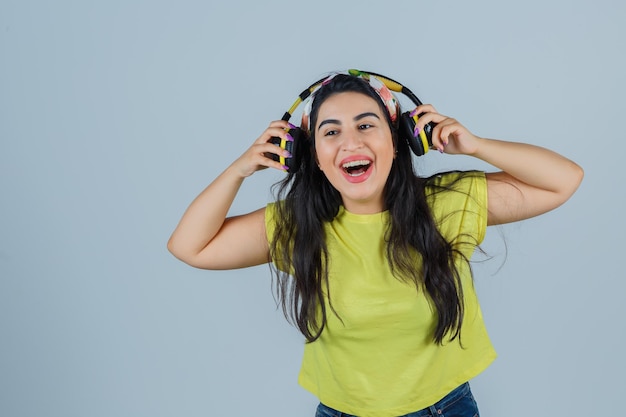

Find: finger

[255,152,291,172]
[257,141,293,159]
[252,139,294,170]
[268,120,301,133]
[430,118,459,152]
[412,112,451,145]
[259,149,292,171]
[410,104,438,116]
[254,125,296,145]
[237,144,290,176]
[414,111,450,131]
[268,120,291,129]
[411,116,443,153]
[429,127,446,153]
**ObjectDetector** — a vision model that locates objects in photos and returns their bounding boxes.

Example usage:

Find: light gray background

[1,1,624,416]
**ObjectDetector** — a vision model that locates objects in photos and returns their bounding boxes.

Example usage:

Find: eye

[323,129,339,137]
[359,123,373,130]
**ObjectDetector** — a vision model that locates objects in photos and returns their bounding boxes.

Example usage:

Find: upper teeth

[342,160,370,168]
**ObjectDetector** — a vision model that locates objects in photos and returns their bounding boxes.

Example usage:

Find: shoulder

[425,170,488,246]
[264,202,277,234]
[425,170,486,196]
[264,200,290,241]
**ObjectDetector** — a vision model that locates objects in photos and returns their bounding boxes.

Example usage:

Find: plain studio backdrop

[1,1,624,416]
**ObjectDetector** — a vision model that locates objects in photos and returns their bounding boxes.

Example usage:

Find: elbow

[166,237,178,258]
[557,161,584,205]
[576,163,585,185]
[568,161,584,195]
[167,238,216,270]
[166,237,196,267]
[166,237,185,263]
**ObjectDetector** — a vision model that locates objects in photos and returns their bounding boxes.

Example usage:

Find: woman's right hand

[232,120,295,178]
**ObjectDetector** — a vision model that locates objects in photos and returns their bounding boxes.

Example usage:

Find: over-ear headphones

[268,69,435,171]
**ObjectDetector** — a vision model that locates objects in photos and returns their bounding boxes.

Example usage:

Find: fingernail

[282,165,290,171]
[284,150,292,157]
[286,133,294,142]
[410,108,418,117]
[288,122,297,129]
[413,126,421,137]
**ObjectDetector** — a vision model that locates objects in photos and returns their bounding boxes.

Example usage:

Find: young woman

[167,72,583,417]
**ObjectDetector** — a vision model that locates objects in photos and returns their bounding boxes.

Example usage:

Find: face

[314,91,395,214]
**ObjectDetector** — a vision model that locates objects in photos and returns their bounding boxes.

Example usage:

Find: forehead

[316,91,383,118]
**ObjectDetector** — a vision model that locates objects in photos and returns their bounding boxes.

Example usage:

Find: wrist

[469,136,490,158]
[224,161,250,182]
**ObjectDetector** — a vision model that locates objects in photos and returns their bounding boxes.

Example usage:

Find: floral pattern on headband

[301,71,399,132]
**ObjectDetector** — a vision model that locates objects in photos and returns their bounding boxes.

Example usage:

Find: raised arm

[414,105,584,225]
[167,120,293,269]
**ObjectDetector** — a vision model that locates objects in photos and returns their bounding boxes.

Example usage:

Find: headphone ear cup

[286,127,304,172]
[267,127,304,172]
[399,111,434,157]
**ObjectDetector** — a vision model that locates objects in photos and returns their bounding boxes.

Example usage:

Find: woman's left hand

[413,104,481,155]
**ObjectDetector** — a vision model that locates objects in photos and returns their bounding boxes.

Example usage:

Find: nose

[341,128,363,151]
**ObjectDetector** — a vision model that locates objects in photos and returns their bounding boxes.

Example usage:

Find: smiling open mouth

[342,160,372,177]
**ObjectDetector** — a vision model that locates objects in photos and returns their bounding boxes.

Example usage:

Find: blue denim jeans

[315,382,479,417]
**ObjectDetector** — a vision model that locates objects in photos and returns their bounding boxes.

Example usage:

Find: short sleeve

[264,201,291,273]
[264,202,277,243]
[425,171,488,256]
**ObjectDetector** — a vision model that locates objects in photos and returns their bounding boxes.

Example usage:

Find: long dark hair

[269,74,473,345]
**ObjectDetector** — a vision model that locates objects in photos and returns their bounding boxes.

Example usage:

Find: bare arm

[414,105,584,225]
[474,140,583,225]
[167,120,293,269]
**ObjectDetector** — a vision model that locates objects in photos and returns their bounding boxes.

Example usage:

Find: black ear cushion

[267,128,305,171]
[399,112,434,157]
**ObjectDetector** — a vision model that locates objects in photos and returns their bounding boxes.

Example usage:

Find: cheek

[314,143,335,169]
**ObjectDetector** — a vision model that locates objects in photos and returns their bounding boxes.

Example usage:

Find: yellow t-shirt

[265,171,496,417]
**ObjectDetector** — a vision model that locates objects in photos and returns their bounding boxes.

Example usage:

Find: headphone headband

[357,70,424,108]
[281,69,424,123]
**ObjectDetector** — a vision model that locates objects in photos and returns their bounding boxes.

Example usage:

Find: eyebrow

[318,112,381,129]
